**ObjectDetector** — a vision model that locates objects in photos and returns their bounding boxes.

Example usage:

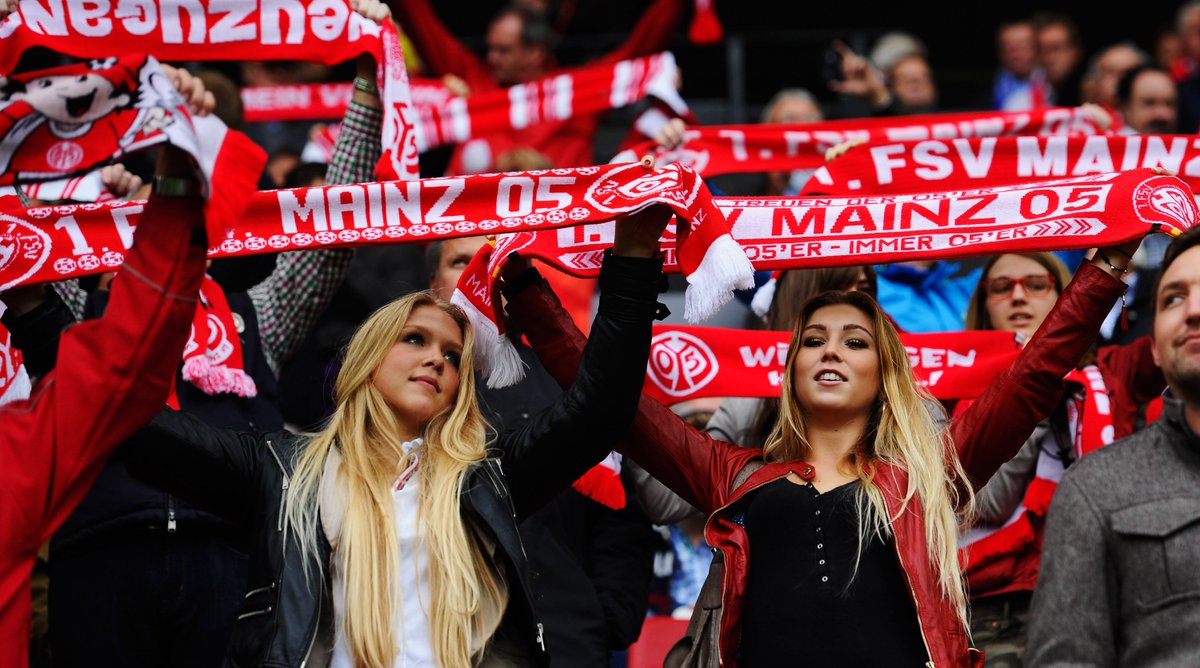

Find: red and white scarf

[449,162,753,385]
[642,325,1020,405]
[2,168,1192,296]
[0,0,418,181]
[805,134,1200,197]
[617,106,1107,178]
[171,276,257,407]
[0,170,113,204]
[414,52,685,152]
[0,55,264,238]
[960,366,1114,596]
[0,300,31,406]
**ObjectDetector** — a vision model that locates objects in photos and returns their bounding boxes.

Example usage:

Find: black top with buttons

[739,478,929,667]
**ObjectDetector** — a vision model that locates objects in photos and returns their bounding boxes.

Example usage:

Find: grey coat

[1027,392,1200,667]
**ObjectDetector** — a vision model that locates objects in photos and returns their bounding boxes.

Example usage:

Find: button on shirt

[739,478,928,667]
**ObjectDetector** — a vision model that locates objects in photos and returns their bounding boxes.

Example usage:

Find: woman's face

[371,305,463,433]
[983,255,1059,340]
[792,304,881,419]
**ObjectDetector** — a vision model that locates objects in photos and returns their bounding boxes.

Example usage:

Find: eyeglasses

[985,273,1055,299]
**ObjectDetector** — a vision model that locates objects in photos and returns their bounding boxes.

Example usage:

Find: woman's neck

[804,414,869,470]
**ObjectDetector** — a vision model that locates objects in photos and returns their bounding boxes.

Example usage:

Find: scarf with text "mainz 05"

[0,55,265,239]
[2,167,1194,296]
[0,0,418,181]
[616,106,1109,178]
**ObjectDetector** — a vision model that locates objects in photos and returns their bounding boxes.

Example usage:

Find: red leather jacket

[510,261,1126,668]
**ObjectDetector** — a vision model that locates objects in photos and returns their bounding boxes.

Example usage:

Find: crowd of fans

[5,1,1200,667]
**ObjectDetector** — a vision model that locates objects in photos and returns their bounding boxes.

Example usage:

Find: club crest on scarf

[178,277,257,400]
[586,162,700,213]
[0,213,51,292]
[647,328,720,398]
[1133,177,1200,235]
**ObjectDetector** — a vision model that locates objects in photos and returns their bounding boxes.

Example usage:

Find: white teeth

[818,372,844,381]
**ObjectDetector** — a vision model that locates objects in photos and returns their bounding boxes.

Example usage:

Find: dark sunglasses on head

[985,273,1055,298]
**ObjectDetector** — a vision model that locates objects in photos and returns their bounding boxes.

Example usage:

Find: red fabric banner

[242,78,455,123]
[0,0,419,180]
[619,107,1107,178]
[643,325,1021,404]
[805,135,1200,196]
[412,52,685,152]
[1,167,1192,293]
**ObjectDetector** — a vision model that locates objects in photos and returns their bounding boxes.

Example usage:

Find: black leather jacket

[125,253,664,667]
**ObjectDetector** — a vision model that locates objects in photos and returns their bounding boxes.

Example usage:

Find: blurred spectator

[1157,25,1186,77]
[1118,65,1178,135]
[993,20,1048,110]
[265,148,301,188]
[1118,65,1178,268]
[761,88,823,196]
[1175,0,1200,80]
[1034,13,1085,106]
[834,35,938,116]
[1082,42,1150,110]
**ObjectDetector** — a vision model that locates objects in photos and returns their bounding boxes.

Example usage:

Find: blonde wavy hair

[761,290,975,623]
[286,292,506,667]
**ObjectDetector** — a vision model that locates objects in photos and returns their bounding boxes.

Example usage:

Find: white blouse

[324,440,435,668]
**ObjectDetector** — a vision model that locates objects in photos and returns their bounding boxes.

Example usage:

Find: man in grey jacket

[1028,224,1200,667]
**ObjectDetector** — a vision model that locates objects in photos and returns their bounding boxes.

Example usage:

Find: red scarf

[805,134,1200,196]
[167,276,257,408]
[619,107,1107,178]
[1,168,1191,296]
[0,170,113,204]
[960,366,1114,596]
[240,52,686,156]
[0,0,417,181]
[449,162,753,385]
[0,300,31,406]
[0,55,264,239]
[641,325,1020,405]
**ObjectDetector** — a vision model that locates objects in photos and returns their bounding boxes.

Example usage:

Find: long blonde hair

[286,292,506,667]
[761,290,974,623]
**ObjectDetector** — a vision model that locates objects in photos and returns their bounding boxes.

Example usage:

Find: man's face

[1091,46,1142,107]
[430,236,487,300]
[1153,245,1200,405]
[15,73,129,125]
[1124,70,1178,134]
[891,56,937,110]
[999,24,1038,78]
[1037,23,1081,84]
[486,13,545,86]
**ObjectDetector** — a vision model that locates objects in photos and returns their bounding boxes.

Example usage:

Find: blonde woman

[124,209,671,667]
[512,241,1140,666]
